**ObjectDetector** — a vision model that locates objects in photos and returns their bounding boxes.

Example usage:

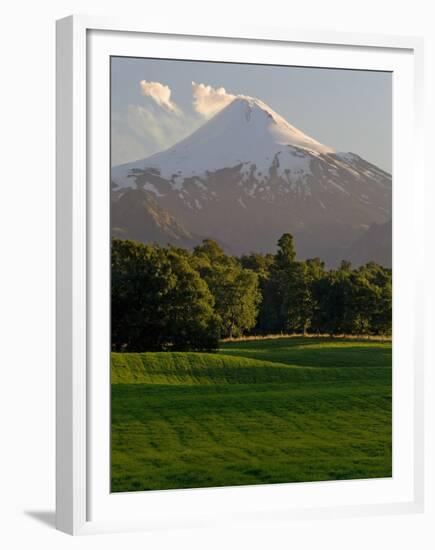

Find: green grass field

[111,337,392,492]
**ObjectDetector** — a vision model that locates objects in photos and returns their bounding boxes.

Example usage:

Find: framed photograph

[56,15,425,535]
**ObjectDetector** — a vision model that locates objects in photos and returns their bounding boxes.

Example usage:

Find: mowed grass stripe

[112,353,390,387]
[219,337,392,369]
[112,385,391,491]
[111,337,392,492]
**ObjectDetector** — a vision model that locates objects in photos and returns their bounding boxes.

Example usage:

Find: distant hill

[347,220,392,268]
[111,186,201,249]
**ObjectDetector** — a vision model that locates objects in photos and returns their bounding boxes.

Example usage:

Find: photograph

[110,56,392,493]
[1,0,430,544]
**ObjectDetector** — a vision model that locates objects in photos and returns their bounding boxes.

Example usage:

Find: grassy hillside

[111,337,392,492]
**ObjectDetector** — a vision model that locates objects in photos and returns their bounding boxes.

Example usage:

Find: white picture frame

[56,15,425,535]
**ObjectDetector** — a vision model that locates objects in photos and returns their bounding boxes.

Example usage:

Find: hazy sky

[111,57,392,172]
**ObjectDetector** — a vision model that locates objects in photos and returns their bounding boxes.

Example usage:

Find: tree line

[112,234,391,352]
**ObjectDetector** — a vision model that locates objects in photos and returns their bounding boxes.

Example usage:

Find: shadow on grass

[219,344,392,369]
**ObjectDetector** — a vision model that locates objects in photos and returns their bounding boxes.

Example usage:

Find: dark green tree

[194,239,261,338]
[359,262,392,335]
[111,239,219,351]
[275,233,296,268]
[286,258,326,333]
[111,232,392,347]
[311,260,392,336]
[259,234,320,334]
[240,252,274,281]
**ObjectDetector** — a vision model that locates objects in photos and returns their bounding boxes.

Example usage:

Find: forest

[111,234,392,352]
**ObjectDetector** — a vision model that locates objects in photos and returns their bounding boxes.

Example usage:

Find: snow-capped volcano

[113,96,334,186]
[111,96,392,266]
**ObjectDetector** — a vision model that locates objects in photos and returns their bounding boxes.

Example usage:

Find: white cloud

[112,81,241,165]
[127,105,169,149]
[192,82,236,118]
[111,103,201,166]
[139,80,181,114]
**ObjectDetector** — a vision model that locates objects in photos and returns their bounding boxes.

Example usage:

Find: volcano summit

[111,95,392,266]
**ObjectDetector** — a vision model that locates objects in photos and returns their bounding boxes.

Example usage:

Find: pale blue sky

[111,57,392,172]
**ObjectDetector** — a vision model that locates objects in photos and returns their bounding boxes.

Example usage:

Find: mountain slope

[112,96,392,265]
[111,186,201,248]
[347,220,392,267]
